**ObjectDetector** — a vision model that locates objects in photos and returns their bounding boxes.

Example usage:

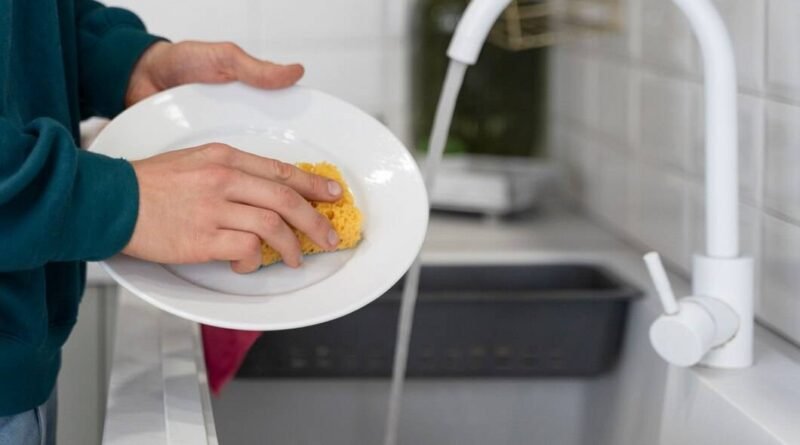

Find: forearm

[0,117,138,270]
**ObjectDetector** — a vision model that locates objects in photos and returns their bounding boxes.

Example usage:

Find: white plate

[90,83,428,330]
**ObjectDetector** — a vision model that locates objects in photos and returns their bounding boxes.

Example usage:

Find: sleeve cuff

[59,151,139,261]
[80,28,165,118]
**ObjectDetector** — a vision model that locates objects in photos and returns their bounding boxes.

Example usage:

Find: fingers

[217,204,303,268]
[222,43,304,89]
[198,144,342,202]
[208,230,264,274]
[230,152,342,202]
[225,173,340,252]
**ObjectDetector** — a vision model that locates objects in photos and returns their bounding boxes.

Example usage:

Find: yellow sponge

[261,162,363,265]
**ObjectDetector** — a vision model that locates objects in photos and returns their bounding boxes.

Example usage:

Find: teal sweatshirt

[0,0,161,415]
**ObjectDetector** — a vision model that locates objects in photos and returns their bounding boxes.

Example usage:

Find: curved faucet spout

[447,0,512,65]
[671,0,739,258]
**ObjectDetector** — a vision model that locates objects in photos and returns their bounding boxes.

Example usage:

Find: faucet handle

[643,252,714,366]
[642,252,740,367]
[643,252,679,315]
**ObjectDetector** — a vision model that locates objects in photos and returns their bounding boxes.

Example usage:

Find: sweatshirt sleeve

[0,117,139,271]
[75,0,165,118]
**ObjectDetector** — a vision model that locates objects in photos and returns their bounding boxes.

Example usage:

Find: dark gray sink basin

[237,263,642,378]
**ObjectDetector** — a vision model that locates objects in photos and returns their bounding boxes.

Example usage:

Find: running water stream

[383,60,469,445]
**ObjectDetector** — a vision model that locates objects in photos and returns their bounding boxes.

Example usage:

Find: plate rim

[91,82,428,330]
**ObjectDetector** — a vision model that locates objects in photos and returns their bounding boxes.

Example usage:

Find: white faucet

[446,0,512,65]
[444,0,754,369]
[643,0,753,368]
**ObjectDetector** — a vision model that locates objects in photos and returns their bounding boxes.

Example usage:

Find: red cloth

[201,325,262,395]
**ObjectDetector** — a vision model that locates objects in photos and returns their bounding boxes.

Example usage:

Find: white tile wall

[767,0,800,101]
[550,49,579,121]
[381,39,413,144]
[106,0,257,43]
[582,139,605,216]
[761,214,800,341]
[564,130,594,201]
[638,0,697,76]
[635,161,688,268]
[588,0,641,60]
[689,84,706,178]
[551,0,800,344]
[560,51,597,127]
[256,45,386,114]
[106,0,385,46]
[256,1,384,46]
[381,0,415,39]
[104,0,406,126]
[591,145,634,235]
[764,101,800,223]
[713,0,766,92]
[593,60,634,148]
[736,94,765,205]
[638,71,696,171]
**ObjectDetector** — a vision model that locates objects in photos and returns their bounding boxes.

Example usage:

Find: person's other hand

[123,143,343,273]
[125,41,303,106]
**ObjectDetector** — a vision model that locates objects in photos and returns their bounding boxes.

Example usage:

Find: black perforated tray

[236,264,642,378]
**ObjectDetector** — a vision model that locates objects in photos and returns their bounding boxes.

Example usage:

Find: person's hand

[123,143,343,273]
[125,41,304,106]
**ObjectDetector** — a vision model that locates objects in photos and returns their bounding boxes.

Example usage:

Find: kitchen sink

[237,263,642,378]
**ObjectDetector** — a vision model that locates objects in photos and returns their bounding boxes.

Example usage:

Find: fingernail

[328,180,342,196]
[328,229,340,248]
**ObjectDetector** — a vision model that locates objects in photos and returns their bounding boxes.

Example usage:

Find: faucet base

[693,254,754,368]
